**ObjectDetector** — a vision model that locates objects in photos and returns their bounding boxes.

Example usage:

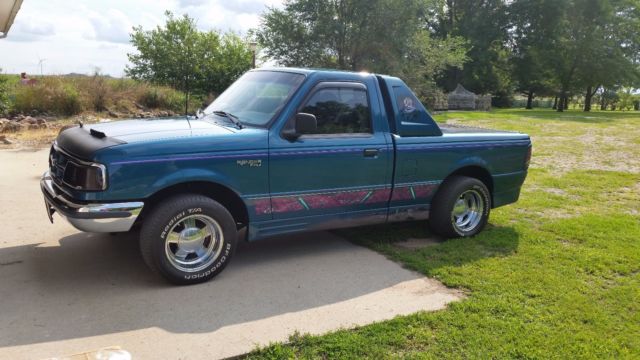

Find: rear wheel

[429,176,491,238]
[140,194,237,285]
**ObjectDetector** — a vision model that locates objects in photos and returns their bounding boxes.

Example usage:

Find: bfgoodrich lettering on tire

[140,194,237,285]
[429,176,491,238]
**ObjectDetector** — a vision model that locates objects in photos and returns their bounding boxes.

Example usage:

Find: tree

[509,0,560,109]
[257,0,421,71]
[400,30,468,102]
[511,0,640,112]
[511,47,557,109]
[200,33,255,97]
[126,12,253,99]
[437,0,640,111]
[572,0,640,111]
[598,87,620,110]
[256,0,468,107]
[430,0,512,95]
[617,88,638,111]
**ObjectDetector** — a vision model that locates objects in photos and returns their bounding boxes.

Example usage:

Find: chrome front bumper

[41,171,144,233]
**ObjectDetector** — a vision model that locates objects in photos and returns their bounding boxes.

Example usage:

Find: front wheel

[429,176,491,238]
[140,194,237,285]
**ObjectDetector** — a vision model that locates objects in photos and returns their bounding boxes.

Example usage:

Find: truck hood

[89,117,235,142]
[56,117,263,161]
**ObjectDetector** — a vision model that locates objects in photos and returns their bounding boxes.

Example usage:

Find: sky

[0,0,283,76]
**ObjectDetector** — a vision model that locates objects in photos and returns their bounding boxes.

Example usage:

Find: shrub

[13,77,83,116]
[0,72,9,116]
[85,74,111,111]
[423,88,449,111]
[491,90,514,108]
[137,86,185,112]
[8,74,190,117]
[58,84,83,115]
[106,78,146,113]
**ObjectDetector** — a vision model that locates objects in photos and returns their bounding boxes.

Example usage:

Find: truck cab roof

[254,67,403,85]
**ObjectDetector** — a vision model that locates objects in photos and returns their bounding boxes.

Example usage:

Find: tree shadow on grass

[474,109,640,124]
[517,114,614,124]
[497,109,640,124]
[443,109,639,124]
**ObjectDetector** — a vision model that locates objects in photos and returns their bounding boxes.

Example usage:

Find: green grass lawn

[247,109,640,359]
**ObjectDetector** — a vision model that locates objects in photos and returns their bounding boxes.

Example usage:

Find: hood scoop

[90,128,107,139]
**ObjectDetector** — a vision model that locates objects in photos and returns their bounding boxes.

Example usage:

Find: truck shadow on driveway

[0,227,519,349]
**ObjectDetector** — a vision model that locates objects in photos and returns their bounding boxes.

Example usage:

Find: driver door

[268,82,391,222]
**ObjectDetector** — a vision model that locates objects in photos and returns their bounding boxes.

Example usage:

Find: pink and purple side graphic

[249,182,439,216]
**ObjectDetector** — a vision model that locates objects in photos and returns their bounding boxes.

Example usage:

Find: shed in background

[447,84,477,110]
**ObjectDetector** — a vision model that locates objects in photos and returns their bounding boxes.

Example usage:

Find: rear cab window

[377,75,441,137]
[393,86,432,125]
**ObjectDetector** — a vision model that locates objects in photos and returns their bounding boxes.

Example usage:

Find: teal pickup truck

[41,68,531,284]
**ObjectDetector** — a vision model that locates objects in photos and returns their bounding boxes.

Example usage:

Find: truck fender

[441,157,494,196]
[148,168,243,198]
[140,168,251,229]
[446,156,493,177]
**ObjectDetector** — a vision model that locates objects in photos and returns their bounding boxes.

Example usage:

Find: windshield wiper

[212,111,243,129]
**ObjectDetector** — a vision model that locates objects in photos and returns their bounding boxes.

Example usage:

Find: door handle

[363,148,379,157]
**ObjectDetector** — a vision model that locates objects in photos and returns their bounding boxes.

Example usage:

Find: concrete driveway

[0,148,461,359]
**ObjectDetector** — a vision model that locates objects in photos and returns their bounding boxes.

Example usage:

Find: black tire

[429,176,491,238]
[140,194,237,285]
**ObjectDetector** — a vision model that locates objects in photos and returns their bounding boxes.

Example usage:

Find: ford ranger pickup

[41,68,532,284]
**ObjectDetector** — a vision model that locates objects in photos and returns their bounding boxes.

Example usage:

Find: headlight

[63,162,107,191]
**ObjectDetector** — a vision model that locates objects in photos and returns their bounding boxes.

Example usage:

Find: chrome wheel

[164,214,224,273]
[451,189,484,233]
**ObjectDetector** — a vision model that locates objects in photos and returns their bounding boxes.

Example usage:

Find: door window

[300,86,372,134]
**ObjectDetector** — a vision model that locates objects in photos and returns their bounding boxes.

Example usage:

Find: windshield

[204,71,306,127]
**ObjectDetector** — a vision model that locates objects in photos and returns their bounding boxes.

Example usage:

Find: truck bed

[438,123,516,135]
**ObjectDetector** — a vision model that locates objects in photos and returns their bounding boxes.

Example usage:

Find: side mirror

[283,113,317,141]
[295,113,317,134]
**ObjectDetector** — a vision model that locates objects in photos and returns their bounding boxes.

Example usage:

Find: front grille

[48,144,106,191]
[49,145,71,187]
